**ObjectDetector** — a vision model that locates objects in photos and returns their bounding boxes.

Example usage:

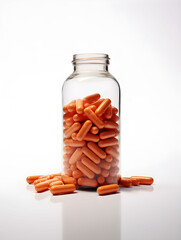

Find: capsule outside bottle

[50,184,76,195]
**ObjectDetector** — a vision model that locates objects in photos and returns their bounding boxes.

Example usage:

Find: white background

[0,0,181,240]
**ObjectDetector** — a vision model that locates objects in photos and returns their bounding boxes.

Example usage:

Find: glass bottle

[62,53,120,188]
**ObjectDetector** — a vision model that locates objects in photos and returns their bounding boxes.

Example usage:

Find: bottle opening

[72,53,110,65]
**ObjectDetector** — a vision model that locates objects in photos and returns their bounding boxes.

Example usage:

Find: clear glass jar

[62,53,120,188]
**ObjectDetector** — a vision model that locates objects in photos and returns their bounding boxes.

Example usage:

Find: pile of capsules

[26,174,154,195]
[63,93,120,186]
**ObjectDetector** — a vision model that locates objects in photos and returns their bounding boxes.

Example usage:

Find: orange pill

[104,120,118,129]
[105,155,113,162]
[64,139,86,147]
[112,106,118,115]
[53,176,63,181]
[90,126,99,134]
[64,122,81,138]
[130,177,140,186]
[84,133,99,142]
[50,184,76,195]
[105,147,119,158]
[87,142,106,159]
[99,160,111,170]
[63,112,74,120]
[26,175,43,184]
[35,179,58,192]
[106,176,114,184]
[76,120,92,141]
[49,173,62,179]
[83,93,101,103]
[65,117,74,127]
[63,146,75,154]
[120,177,132,187]
[69,148,82,164]
[84,107,104,129]
[63,167,72,176]
[76,99,84,114]
[33,177,49,186]
[111,114,119,122]
[62,176,76,184]
[99,130,116,140]
[97,184,119,195]
[87,105,96,112]
[63,105,68,113]
[71,132,77,140]
[67,100,76,112]
[70,164,77,171]
[82,146,101,164]
[95,98,111,117]
[98,138,118,148]
[97,176,105,185]
[113,129,119,137]
[76,161,95,179]
[78,178,98,187]
[111,158,119,167]
[104,105,112,119]
[92,98,105,107]
[131,176,154,185]
[63,153,71,162]
[81,156,101,174]
[109,167,119,177]
[72,169,84,179]
[73,113,88,122]
[49,181,63,187]
[101,169,109,178]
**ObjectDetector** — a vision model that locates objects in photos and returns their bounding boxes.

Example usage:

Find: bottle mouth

[72,53,110,65]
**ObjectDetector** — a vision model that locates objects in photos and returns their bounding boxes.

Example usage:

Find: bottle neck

[72,53,109,72]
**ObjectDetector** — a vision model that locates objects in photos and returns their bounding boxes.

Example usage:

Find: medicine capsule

[87,142,106,159]
[131,176,154,185]
[95,98,111,117]
[82,146,101,164]
[104,120,118,129]
[90,126,99,135]
[81,155,101,174]
[49,181,63,187]
[78,178,97,187]
[76,120,92,141]
[76,161,95,179]
[97,176,105,185]
[35,179,58,192]
[120,177,132,187]
[98,137,118,148]
[62,176,76,185]
[76,99,84,114]
[50,184,76,195]
[26,175,43,184]
[83,93,101,103]
[97,184,119,195]
[84,107,104,129]
[69,148,82,164]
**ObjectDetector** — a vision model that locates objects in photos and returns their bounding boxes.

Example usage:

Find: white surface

[0,0,181,239]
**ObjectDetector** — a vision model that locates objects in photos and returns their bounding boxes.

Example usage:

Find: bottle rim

[72,53,110,65]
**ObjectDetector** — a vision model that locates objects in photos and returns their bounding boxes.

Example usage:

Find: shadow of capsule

[34,190,50,200]
[120,185,154,193]
[26,184,34,191]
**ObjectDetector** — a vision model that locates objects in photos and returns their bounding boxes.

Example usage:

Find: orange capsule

[64,122,81,138]
[82,146,101,164]
[33,177,49,186]
[76,99,84,114]
[106,176,114,184]
[83,93,101,103]
[84,133,99,142]
[48,173,62,179]
[104,105,112,119]
[130,177,140,186]
[92,98,105,107]
[84,107,104,129]
[111,114,119,122]
[109,167,119,177]
[101,169,109,178]
[99,160,111,170]
[50,184,76,195]
[97,176,105,185]
[131,176,154,185]
[99,130,116,140]
[97,184,119,195]
[112,106,118,115]
[87,142,106,159]
[63,112,74,120]
[63,146,75,155]
[49,181,63,187]
[72,169,84,179]
[95,98,111,117]
[120,177,132,187]
[105,155,113,163]
[71,132,77,140]
[64,139,86,147]
[113,129,119,137]
[78,178,98,187]
[76,161,95,179]
[90,126,99,135]
[62,176,76,184]
[63,153,71,162]
[105,147,119,158]
[87,105,96,112]
[63,105,68,113]
[70,164,77,171]
[53,176,63,181]
[73,113,88,122]
[35,179,58,192]
[76,120,92,141]
[65,117,74,127]
[26,175,43,184]
[67,100,76,112]
[81,155,101,174]
[69,148,82,164]
[111,158,119,167]
[98,138,118,148]
[63,167,72,176]
[104,120,118,129]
